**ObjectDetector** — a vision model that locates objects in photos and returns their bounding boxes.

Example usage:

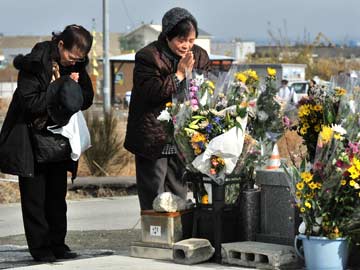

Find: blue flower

[214,116,221,124]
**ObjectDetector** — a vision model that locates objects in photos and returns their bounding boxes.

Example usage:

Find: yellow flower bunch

[190,132,207,155]
[235,72,247,83]
[319,125,333,145]
[267,67,276,77]
[235,69,259,84]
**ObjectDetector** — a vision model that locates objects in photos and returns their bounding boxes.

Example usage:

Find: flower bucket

[294,234,349,270]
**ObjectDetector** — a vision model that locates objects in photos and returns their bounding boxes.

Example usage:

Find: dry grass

[0,182,20,204]
[0,98,11,113]
[278,130,307,167]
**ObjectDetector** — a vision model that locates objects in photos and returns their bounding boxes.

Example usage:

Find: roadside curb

[68,176,136,189]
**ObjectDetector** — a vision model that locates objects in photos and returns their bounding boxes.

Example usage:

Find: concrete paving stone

[11,254,250,270]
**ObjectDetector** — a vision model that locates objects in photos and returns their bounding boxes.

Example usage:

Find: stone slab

[221,241,298,269]
[130,244,173,261]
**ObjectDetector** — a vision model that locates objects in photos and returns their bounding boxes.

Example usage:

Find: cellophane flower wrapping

[171,69,251,184]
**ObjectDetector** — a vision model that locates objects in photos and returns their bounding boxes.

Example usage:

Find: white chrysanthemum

[331,124,347,135]
[194,74,204,85]
[257,111,269,121]
[157,110,171,122]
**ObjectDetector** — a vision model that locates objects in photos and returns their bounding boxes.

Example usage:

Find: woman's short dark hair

[52,24,93,54]
[166,19,198,41]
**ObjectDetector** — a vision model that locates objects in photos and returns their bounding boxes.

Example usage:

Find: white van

[289,81,309,102]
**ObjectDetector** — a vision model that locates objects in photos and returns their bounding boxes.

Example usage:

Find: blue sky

[1,0,360,42]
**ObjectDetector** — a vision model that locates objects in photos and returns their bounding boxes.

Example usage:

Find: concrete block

[173,238,215,265]
[140,210,192,245]
[221,241,298,269]
[130,242,173,260]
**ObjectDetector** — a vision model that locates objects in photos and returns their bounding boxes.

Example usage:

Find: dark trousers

[18,162,69,258]
[135,155,187,210]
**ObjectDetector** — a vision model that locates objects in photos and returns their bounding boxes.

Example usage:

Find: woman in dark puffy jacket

[124,7,210,210]
[0,25,94,262]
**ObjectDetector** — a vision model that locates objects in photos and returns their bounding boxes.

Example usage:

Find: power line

[121,0,135,29]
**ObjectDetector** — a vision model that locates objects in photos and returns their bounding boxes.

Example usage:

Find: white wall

[195,39,211,55]
[0,82,17,97]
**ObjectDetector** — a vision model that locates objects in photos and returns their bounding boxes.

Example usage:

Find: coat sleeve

[16,70,47,117]
[78,68,94,110]
[133,50,177,105]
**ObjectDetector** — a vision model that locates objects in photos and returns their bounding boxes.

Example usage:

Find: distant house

[121,24,212,54]
[211,41,256,63]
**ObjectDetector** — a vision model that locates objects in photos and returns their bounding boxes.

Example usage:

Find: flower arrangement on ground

[284,74,360,240]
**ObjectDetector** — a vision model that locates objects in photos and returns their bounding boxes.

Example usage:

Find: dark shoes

[33,253,57,263]
[32,246,77,262]
[54,250,78,259]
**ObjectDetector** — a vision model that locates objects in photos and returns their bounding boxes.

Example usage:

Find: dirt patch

[0,182,20,204]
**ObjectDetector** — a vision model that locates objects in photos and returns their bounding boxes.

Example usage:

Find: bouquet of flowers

[284,74,360,239]
[170,70,253,184]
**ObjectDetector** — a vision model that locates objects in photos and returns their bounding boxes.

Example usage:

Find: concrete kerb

[67,176,137,189]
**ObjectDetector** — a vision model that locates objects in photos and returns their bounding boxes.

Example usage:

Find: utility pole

[102,0,111,113]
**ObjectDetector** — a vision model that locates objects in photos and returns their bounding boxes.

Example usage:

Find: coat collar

[156,34,181,72]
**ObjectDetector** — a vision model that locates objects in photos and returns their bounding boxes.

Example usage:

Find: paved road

[0,196,141,237]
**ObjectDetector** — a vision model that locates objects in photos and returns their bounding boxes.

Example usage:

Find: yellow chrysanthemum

[207,81,215,89]
[267,67,276,76]
[316,182,322,189]
[319,125,333,144]
[236,73,247,83]
[348,162,360,180]
[300,127,307,135]
[296,182,305,190]
[314,125,321,132]
[341,179,347,186]
[304,201,312,208]
[298,105,311,117]
[191,132,207,143]
[295,191,302,199]
[313,104,323,111]
[300,207,306,213]
[301,171,313,183]
[308,182,317,190]
[350,180,356,187]
[247,69,259,81]
[303,122,310,129]
[334,133,344,140]
[353,157,360,171]
[335,87,347,96]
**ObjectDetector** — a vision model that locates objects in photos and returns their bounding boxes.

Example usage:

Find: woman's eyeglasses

[68,56,86,63]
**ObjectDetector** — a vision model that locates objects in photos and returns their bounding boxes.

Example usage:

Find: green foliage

[84,111,122,176]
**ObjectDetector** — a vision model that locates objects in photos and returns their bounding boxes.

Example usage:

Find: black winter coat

[0,41,94,177]
[124,36,210,160]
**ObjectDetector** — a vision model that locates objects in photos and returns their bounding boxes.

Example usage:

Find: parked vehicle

[289,81,309,102]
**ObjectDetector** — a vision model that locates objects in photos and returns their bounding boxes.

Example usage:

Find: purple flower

[214,116,221,124]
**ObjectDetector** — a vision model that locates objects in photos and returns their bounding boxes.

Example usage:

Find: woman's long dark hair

[52,24,93,54]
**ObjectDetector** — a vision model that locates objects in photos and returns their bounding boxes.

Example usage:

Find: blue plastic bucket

[295,234,349,270]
